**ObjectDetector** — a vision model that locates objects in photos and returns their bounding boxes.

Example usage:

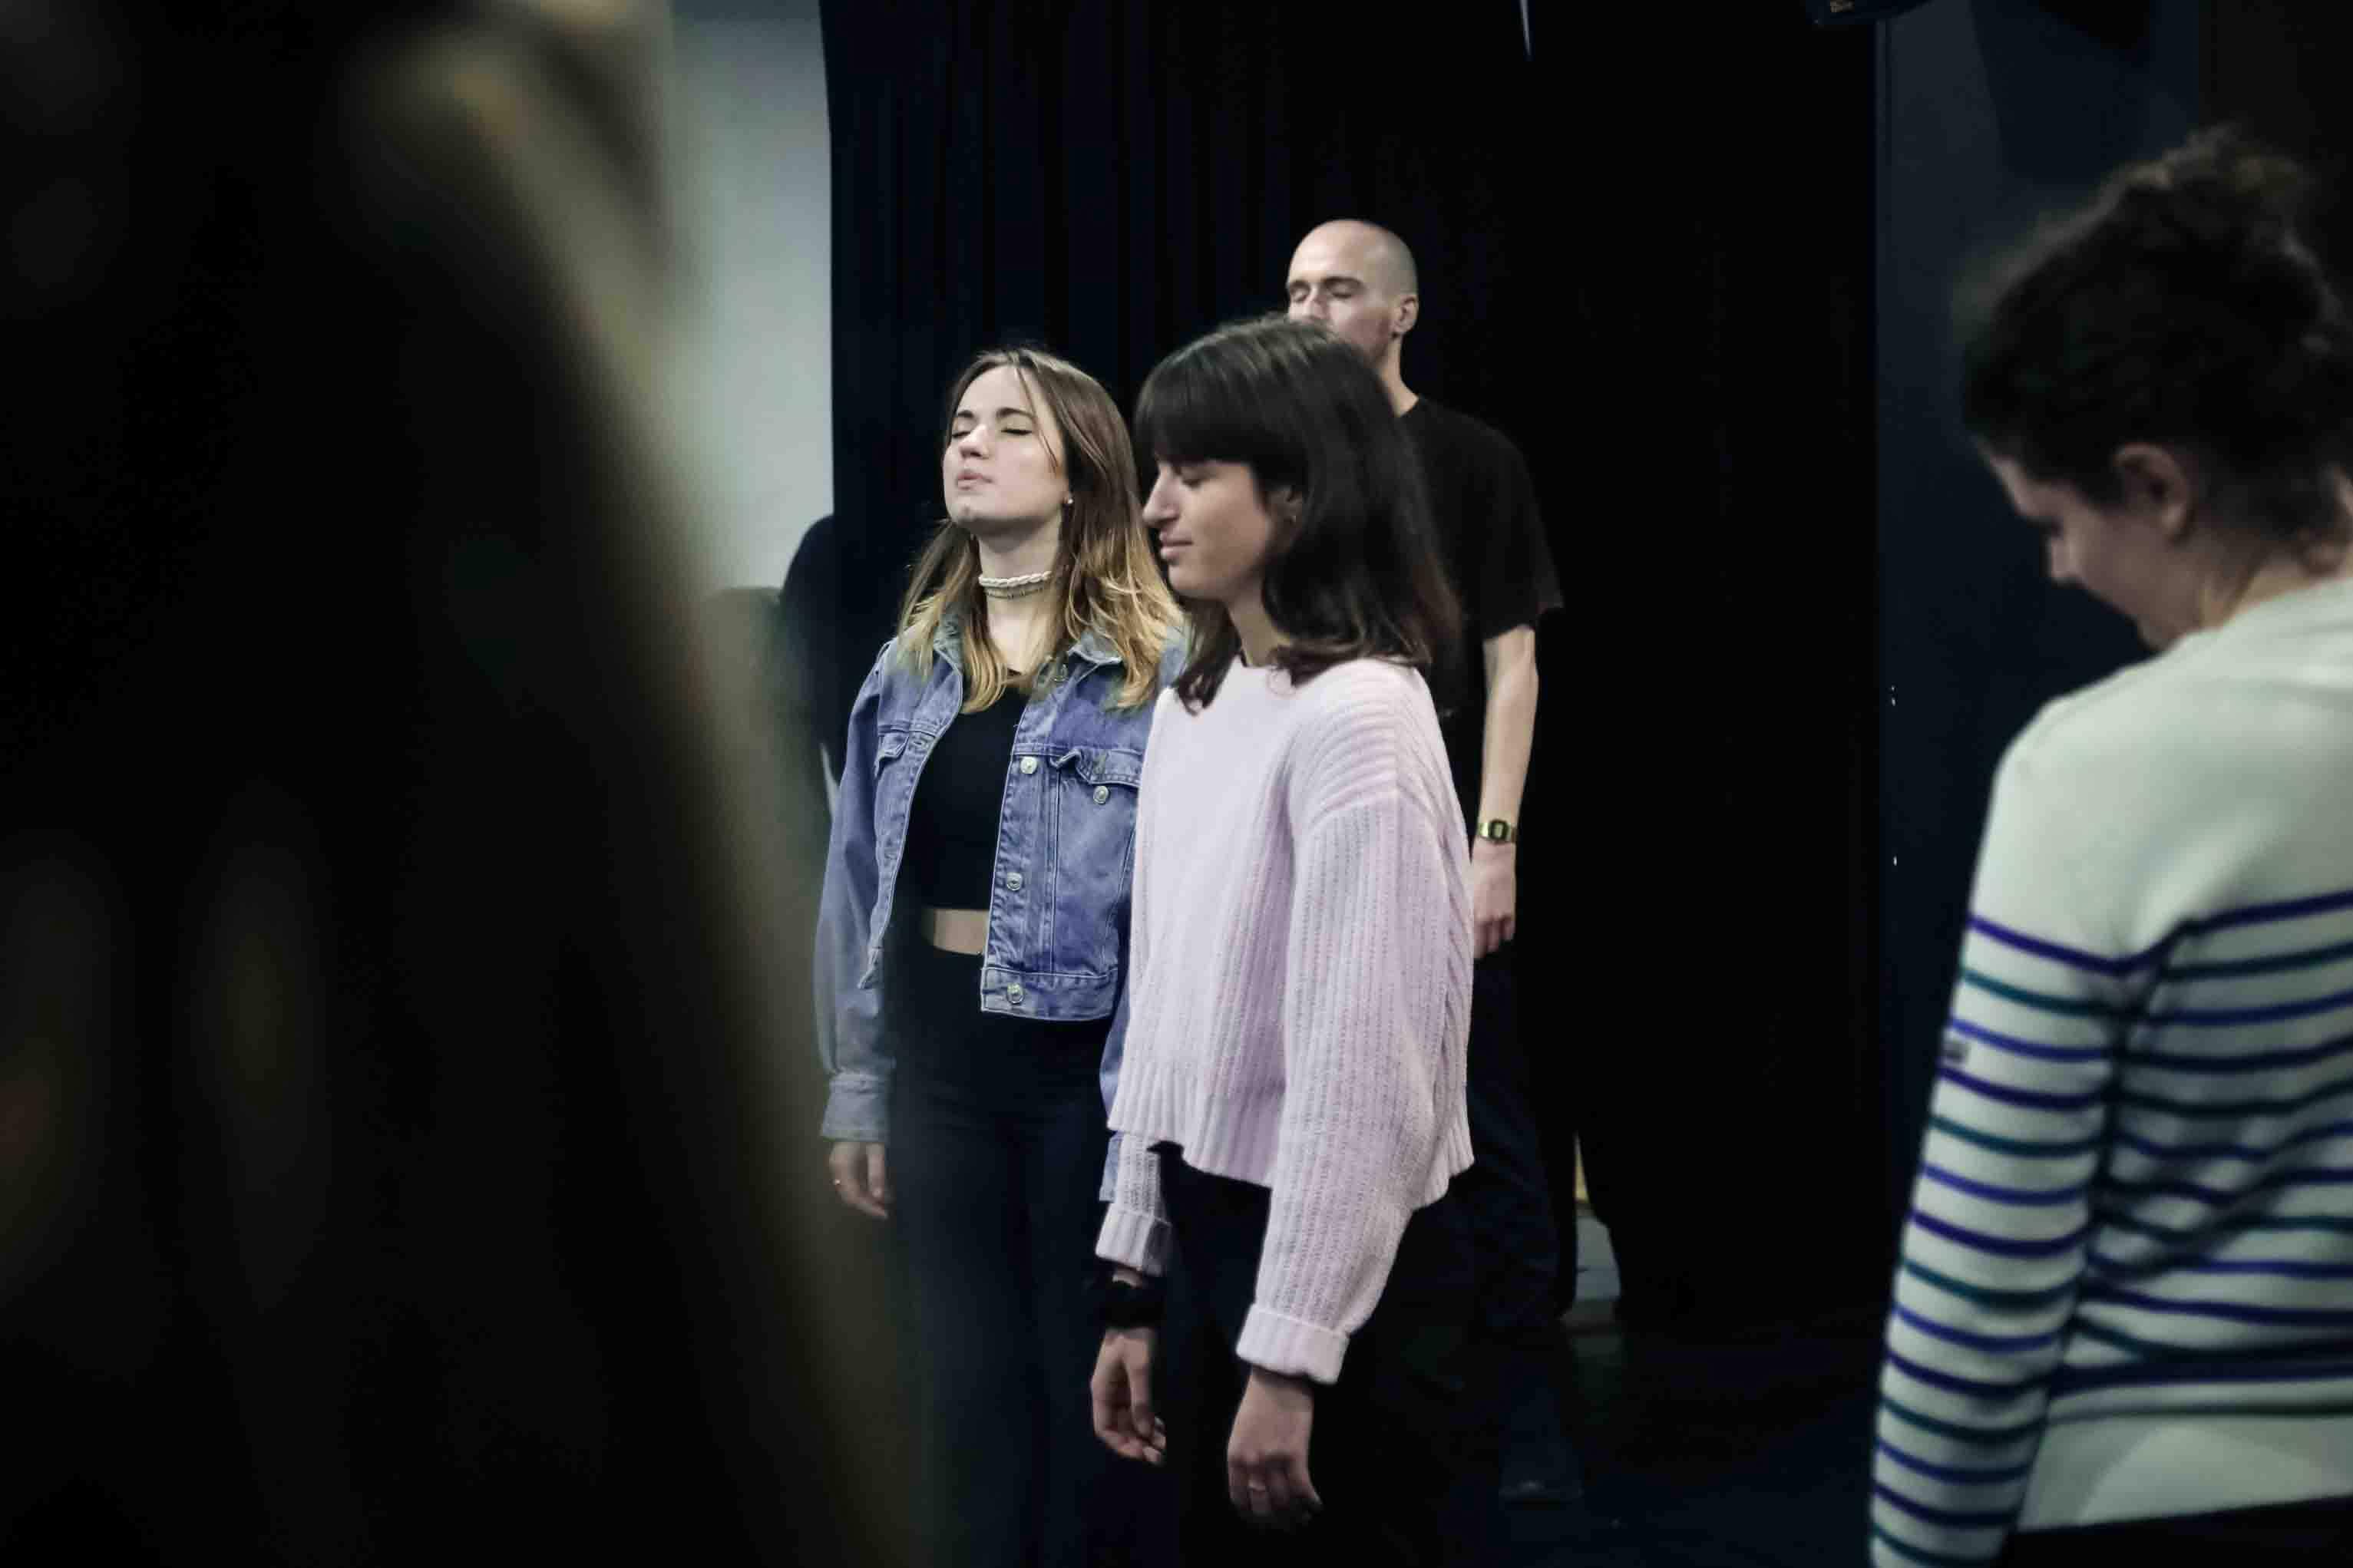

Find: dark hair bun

[2113,126,2311,236]
[2107,129,2324,348]
[1962,124,2353,546]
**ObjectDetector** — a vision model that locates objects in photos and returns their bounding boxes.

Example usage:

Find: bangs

[1132,333,1300,480]
[1136,313,1461,715]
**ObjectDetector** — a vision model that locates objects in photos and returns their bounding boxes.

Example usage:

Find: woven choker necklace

[978,569,1052,599]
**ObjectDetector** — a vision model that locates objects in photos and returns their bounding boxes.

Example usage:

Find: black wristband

[1096,1270,1165,1330]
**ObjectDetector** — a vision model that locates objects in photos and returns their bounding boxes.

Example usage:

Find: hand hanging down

[1089,1318,1167,1466]
[826,1139,890,1220]
[1091,1320,1324,1530]
[1469,838,1517,957]
[1226,1365,1322,1530]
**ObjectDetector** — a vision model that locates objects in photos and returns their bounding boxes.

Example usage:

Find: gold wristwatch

[1478,819,1517,845]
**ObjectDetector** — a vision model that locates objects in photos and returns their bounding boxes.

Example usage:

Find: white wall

[670,0,832,591]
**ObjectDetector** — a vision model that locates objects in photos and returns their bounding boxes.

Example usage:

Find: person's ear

[1393,292,1418,338]
[2111,444,2196,540]
[1267,484,1305,527]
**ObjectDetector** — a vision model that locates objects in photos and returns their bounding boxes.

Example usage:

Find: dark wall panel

[1872,0,2199,1220]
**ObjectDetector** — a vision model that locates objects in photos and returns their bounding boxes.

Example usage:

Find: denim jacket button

[1006,982,1026,1005]
[1092,784,1110,804]
[1006,871,1024,892]
[1019,755,1039,775]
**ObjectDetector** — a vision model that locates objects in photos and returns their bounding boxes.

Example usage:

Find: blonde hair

[897,347,1178,711]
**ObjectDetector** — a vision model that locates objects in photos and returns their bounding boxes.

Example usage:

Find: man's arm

[1471,624,1538,956]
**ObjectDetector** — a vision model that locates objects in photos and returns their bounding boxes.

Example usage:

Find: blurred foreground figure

[1870,127,2353,1566]
[2,4,898,1561]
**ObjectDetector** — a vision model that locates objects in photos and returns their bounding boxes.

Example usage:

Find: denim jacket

[815,612,1184,1146]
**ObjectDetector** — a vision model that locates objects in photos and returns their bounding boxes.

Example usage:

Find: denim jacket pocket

[1044,745,1143,979]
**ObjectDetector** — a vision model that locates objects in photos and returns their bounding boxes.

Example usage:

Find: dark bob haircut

[1961,125,2353,546]
[1132,314,1461,711]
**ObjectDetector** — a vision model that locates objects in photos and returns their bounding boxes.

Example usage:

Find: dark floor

[1499,1213,1884,1568]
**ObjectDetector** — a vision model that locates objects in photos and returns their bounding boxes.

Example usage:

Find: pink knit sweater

[1096,655,1475,1385]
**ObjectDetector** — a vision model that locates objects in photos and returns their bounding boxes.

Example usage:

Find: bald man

[1286,220,1576,1517]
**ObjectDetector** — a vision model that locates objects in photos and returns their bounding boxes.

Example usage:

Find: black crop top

[902,682,1026,909]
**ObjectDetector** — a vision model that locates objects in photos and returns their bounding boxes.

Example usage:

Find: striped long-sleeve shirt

[1871,576,2353,1566]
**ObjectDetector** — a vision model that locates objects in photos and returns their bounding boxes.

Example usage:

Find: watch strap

[1095,1269,1166,1330]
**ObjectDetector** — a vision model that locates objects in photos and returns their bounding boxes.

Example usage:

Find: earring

[1063,495,1074,507]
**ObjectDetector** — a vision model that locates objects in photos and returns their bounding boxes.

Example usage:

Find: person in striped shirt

[1871,126,2353,1566]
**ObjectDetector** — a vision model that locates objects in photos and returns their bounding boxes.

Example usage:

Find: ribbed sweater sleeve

[1869,728,2129,1566]
[1238,695,1469,1384]
[1099,1111,1172,1276]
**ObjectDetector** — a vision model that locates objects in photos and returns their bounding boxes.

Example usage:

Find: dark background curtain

[1554,9,1885,1319]
[817,1,1891,1323]
[817,0,1544,711]
[811,0,2353,1325]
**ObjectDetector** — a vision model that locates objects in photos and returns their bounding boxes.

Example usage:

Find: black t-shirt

[1401,398,1562,830]
[903,681,1026,909]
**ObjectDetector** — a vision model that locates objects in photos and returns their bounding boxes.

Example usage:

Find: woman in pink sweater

[1088,315,1482,1564]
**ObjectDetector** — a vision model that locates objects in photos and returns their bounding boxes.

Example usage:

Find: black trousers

[1152,1144,1489,1566]
[1996,1494,2353,1564]
[1460,952,1562,1331]
[1454,951,1571,1467]
[887,942,1134,1568]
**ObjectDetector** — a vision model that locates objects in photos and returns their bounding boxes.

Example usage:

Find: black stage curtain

[1549,12,1885,1321]
[818,2,1888,1325]
[816,0,1541,735]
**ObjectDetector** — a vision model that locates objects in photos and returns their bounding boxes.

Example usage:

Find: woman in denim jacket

[815,346,1182,1567]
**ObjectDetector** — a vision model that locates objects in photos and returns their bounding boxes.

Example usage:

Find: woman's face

[943,365,1069,536]
[1141,457,1277,608]
[1986,451,2189,649]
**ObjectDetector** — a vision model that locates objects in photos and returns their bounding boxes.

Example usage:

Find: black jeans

[1996,1494,2353,1564]
[887,942,1123,1568]
[1152,1145,1487,1566]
